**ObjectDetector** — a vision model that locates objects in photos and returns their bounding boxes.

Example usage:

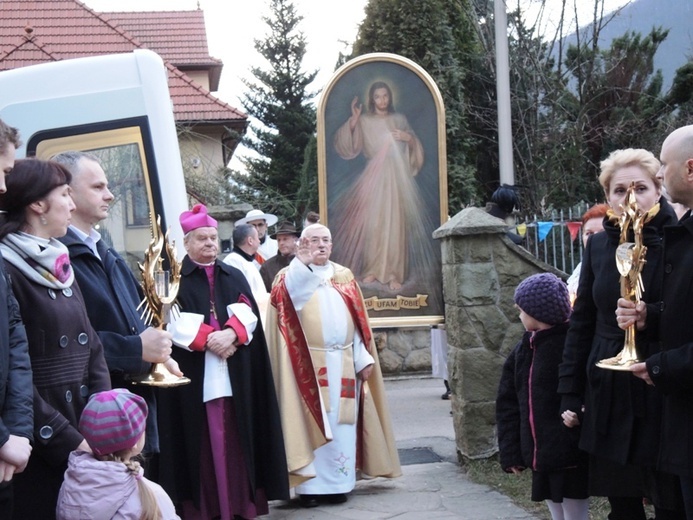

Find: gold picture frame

[317,53,447,328]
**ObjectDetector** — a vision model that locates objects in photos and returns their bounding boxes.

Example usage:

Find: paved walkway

[266,376,540,519]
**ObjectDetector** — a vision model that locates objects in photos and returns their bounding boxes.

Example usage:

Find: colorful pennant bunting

[566,221,582,243]
[537,221,554,242]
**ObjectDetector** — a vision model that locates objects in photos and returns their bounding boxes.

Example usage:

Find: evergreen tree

[232,0,317,220]
[562,26,671,200]
[294,134,319,220]
[667,61,693,127]
[351,0,483,212]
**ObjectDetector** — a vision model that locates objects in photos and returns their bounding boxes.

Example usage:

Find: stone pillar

[208,203,254,252]
[433,207,566,460]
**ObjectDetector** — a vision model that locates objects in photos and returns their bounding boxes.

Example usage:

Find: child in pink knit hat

[56,389,179,519]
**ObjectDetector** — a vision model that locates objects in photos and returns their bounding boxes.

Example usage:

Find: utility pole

[494,0,514,186]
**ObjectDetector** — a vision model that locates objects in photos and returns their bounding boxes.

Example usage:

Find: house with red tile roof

[0,0,247,202]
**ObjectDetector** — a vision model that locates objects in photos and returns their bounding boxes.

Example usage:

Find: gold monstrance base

[131,362,191,388]
[595,360,638,371]
[596,323,640,371]
[595,352,639,371]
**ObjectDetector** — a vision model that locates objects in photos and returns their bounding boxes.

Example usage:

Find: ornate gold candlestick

[597,184,658,370]
[132,215,190,387]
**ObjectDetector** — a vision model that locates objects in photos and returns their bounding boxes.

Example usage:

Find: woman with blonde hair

[559,149,684,519]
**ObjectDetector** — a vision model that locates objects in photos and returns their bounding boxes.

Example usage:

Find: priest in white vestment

[223,223,269,319]
[266,224,401,508]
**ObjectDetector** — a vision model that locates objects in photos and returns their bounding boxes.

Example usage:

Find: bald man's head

[659,125,693,208]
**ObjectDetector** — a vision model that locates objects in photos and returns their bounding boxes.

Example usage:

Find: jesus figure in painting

[332,80,431,291]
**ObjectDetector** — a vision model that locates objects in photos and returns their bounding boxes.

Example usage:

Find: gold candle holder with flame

[132,215,191,387]
[596,183,658,370]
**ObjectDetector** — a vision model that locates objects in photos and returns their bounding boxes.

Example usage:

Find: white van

[0,49,188,267]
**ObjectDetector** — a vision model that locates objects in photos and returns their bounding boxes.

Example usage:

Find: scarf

[603,196,678,249]
[0,232,74,289]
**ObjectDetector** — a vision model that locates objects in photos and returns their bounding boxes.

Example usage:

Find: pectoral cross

[210,300,217,320]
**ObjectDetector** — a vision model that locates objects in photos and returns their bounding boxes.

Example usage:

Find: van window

[31,119,162,275]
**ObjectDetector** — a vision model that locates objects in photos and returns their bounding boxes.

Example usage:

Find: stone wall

[373,328,433,374]
[433,207,567,461]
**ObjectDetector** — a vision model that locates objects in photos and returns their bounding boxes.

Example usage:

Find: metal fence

[518,202,592,276]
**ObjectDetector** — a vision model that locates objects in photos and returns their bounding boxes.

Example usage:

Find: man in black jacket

[618,125,693,517]
[0,118,32,516]
[54,151,180,461]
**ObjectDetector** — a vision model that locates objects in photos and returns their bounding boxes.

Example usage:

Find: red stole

[271,268,373,437]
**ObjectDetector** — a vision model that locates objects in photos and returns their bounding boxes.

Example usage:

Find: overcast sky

[83,0,631,108]
[83,0,369,110]
[83,0,630,167]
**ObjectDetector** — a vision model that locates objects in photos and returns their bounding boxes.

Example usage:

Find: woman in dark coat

[0,159,110,520]
[558,148,683,519]
[158,204,288,520]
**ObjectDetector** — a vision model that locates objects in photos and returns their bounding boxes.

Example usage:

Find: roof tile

[102,11,222,67]
[0,0,245,124]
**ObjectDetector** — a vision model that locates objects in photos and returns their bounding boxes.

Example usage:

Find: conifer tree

[232,0,317,220]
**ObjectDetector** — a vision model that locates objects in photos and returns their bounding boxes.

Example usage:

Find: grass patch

[462,457,550,519]
[461,456,653,519]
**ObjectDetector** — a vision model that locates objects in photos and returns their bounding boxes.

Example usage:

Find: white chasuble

[285,259,374,494]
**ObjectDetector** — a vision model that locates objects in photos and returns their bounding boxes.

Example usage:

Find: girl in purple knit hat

[496,273,589,520]
[56,389,179,520]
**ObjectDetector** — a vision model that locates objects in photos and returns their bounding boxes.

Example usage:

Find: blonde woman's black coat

[558,197,677,468]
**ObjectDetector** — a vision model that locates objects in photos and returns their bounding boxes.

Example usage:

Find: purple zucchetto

[180,203,218,234]
[79,389,148,457]
[514,273,571,326]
